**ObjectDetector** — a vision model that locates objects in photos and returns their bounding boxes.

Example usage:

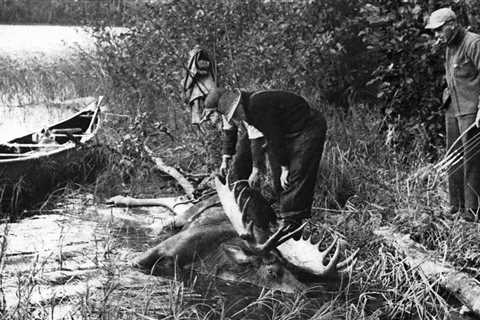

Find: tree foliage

[0,0,130,25]
[92,0,478,157]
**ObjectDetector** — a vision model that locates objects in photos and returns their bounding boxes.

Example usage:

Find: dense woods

[85,0,478,158]
[0,0,130,25]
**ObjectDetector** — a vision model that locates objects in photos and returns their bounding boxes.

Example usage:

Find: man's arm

[220,116,238,175]
[221,116,238,156]
[442,87,451,109]
[466,38,480,126]
[243,122,266,171]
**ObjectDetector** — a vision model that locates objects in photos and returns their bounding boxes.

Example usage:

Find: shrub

[92,0,480,159]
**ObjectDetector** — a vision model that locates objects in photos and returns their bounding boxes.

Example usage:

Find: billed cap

[425,8,456,30]
[204,88,241,122]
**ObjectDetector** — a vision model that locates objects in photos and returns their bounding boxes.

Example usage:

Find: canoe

[0,96,104,215]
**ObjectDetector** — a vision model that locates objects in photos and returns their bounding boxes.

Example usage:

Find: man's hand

[476,108,480,128]
[220,155,232,177]
[442,87,451,110]
[280,166,289,190]
[248,167,261,188]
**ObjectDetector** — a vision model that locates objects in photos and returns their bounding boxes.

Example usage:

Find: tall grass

[0,29,478,320]
[0,51,108,107]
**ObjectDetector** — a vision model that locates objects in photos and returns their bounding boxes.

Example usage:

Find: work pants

[278,109,326,220]
[446,113,480,212]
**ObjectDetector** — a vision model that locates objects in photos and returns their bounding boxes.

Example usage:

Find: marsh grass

[0,105,469,320]
[1,32,479,320]
[0,51,107,108]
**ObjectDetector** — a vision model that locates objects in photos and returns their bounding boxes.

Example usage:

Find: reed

[1,27,479,320]
[0,51,108,108]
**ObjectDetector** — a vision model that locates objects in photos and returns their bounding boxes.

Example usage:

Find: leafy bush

[0,0,130,25]
[92,0,480,159]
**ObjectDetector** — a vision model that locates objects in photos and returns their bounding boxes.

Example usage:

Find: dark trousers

[278,110,326,220]
[446,113,480,211]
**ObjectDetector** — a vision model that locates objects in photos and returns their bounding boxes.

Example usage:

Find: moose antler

[243,219,307,254]
[214,175,304,255]
[214,175,251,237]
[214,174,358,276]
[277,236,359,276]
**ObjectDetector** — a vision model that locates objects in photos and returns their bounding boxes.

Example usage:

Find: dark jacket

[222,90,314,166]
[445,28,480,116]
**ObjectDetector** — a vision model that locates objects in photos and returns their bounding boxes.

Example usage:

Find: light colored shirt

[445,28,480,116]
[221,116,264,139]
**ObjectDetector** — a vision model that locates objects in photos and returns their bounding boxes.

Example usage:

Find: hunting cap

[425,8,456,30]
[204,87,241,122]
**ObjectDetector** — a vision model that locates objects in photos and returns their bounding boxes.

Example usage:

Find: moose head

[133,175,358,293]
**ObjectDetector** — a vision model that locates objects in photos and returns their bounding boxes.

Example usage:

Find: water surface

[0,102,79,142]
[0,24,94,61]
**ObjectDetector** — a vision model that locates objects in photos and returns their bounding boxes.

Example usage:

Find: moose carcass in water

[133,175,358,292]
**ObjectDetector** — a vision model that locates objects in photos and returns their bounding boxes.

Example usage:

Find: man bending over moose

[201,88,327,232]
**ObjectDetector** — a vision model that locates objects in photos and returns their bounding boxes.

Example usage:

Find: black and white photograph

[1,0,480,319]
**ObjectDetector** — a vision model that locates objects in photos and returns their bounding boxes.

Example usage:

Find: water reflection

[0,24,94,61]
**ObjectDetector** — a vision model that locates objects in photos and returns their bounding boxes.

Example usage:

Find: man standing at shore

[426,8,480,221]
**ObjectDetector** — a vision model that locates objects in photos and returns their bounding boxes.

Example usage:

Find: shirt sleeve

[250,137,266,170]
[243,121,264,139]
[221,115,237,156]
[466,39,480,107]
[466,38,480,71]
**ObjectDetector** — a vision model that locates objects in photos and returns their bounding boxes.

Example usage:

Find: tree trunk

[374,227,480,317]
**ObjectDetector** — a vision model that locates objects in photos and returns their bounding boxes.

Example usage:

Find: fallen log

[143,140,195,198]
[374,227,480,317]
[105,195,190,212]
[105,194,220,230]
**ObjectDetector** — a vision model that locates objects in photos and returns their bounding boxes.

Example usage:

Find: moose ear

[222,244,256,265]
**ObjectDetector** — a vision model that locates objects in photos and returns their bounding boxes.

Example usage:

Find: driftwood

[105,195,189,210]
[143,141,196,198]
[375,227,480,317]
[105,194,220,231]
